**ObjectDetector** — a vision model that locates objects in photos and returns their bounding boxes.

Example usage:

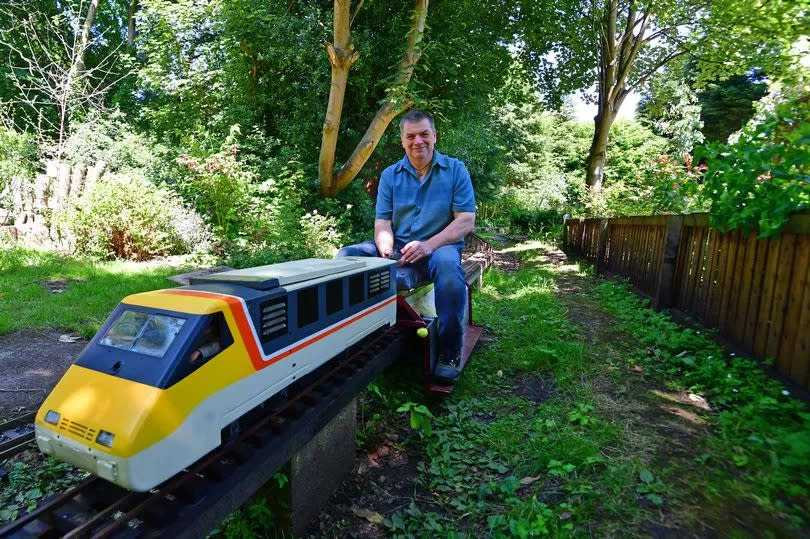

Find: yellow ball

[416,327,429,338]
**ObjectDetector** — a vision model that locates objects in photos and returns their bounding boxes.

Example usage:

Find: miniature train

[34,257,479,491]
[34,258,399,491]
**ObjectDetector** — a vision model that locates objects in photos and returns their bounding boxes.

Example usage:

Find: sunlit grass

[0,247,187,337]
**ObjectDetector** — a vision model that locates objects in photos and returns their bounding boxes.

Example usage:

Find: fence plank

[750,238,779,356]
[786,240,810,386]
[687,227,707,313]
[706,231,729,327]
[744,238,771,351]
[697,228,719,322]
[766,234,797,365]
[716,230,741,333]
[732,233,759,343]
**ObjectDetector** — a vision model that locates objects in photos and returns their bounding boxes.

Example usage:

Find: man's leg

[336,240,379,258]
[427,245,466,383]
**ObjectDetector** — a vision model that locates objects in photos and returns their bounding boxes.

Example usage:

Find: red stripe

[160,289,395,371]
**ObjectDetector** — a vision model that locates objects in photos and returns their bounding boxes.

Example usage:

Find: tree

[636,57,704,155]
[519,0,807,191]
[699,72,768,143]
[0,1,128,156]
[318,0,428,197]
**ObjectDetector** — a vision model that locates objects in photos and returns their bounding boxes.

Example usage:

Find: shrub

[226,165,344,268]
[62,111,166,181]
[60,174,211,260]
[696,90,810,237]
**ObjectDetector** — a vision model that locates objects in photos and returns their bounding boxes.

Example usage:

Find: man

[337,109,476,384]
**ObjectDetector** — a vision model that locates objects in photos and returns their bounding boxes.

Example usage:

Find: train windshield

[100,310,186,358]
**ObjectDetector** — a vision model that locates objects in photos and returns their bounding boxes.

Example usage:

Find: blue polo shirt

[375,151,476,248]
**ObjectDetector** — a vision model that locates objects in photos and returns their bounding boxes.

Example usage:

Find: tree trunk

[127,0,139,48]
[585,0,650,192]
[585,110,616,191]
[319,0,429,197]
[318,0,358,196]
[73,0,100,74]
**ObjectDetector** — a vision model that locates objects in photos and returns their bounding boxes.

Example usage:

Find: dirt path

[0,330,87,418]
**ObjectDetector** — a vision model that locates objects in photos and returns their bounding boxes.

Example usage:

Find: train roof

[189,257,393,291]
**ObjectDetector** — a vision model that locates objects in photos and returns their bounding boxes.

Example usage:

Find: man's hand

[398,240,434,265]
[378,246,393,258]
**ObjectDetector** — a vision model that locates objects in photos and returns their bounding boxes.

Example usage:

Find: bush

[696,89,810,237]
[62,111,166,182]
[60,174,212,260]
[225,165,344,268]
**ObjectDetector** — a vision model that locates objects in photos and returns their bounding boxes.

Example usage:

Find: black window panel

[349,274,365,305]
[298,287,319,328]
[326,280,343,315]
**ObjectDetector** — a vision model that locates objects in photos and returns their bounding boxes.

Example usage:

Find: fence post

[596,218,609,274]
[562,218,569,249]
[653,215,683,311]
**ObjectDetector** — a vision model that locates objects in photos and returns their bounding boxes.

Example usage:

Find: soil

[0,329,87,419]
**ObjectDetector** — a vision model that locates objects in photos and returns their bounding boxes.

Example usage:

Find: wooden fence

[563,213,810,390]
[1,160,106,246]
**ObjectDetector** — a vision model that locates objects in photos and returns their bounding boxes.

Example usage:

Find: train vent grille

[260,299,288,341]
[367,270,390,296]
[59,419,96,441]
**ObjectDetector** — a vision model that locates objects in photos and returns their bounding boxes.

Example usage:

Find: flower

[782,390,790,396]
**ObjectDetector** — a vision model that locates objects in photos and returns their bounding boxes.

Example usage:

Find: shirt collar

[395,150,449,174]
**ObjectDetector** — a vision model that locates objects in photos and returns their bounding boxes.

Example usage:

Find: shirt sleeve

[374,169,394,220]
[452,163,476,213]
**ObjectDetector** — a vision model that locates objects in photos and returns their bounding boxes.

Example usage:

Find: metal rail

[0,325,405,538]
[0,412,36,460]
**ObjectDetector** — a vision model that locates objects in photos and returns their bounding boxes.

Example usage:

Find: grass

[0,246,186,337]
[336,241,810,537]
[2,242,808,535]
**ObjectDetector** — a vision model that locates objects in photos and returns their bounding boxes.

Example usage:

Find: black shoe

[434,351,462,385]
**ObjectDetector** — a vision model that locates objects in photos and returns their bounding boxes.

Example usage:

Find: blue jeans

[337,240,466,358]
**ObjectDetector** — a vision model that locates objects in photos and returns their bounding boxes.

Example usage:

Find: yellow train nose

[36,364,166,458]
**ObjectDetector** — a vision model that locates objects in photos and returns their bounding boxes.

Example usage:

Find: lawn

[0,247,185,338]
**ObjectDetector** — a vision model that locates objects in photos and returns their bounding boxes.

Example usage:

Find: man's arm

[398,211,475,265]
[374,218,394,258]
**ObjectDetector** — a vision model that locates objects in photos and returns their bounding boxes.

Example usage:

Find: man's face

[401,119,436,164]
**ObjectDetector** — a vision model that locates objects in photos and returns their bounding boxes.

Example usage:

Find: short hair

[399,109,435,135]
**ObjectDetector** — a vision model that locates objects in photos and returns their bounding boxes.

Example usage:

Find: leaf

[520,475,542,485]
[352,507,385,524]
[639,469,654,483]
[646,494,664,505]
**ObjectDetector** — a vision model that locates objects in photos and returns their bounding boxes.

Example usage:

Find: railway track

[0,326,406,538]
[0,412,36,460]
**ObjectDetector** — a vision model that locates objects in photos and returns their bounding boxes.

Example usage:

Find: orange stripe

[161,289,395,371]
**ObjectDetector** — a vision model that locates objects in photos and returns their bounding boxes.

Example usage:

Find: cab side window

[167,312,233,387]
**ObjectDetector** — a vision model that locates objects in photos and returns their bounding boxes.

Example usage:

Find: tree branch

[327,0,429,196]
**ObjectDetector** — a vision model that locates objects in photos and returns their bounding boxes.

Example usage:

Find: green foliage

[697,90,810,236]
[60,174,211,260]
[637,58,705,155]
[62,112,167,181]
[397,402,434,437]
[699,72,769,143]
[597,279,810,526]
[0,457,86,522]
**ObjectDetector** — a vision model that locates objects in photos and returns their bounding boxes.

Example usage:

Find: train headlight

[96,430,115,448]
[44,410,61,425]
